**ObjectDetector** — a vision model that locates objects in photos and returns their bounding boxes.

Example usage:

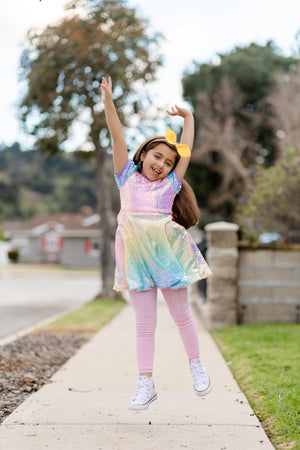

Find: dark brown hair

[133,137,200,229]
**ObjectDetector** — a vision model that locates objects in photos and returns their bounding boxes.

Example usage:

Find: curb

[0,305,88,347]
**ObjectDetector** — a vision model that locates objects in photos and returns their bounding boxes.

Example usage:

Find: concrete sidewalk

[0,299,274,450]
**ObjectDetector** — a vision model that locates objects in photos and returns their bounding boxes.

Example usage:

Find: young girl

[101,76,212,411]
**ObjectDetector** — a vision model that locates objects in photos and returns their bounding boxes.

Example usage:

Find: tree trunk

[94,141,117,299]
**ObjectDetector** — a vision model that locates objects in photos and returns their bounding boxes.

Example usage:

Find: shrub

[8,248,19,263]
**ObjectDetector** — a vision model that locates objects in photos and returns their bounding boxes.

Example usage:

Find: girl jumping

[101,76,212,411]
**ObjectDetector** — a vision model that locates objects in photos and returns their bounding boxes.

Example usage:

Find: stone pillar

[203,221,239,330]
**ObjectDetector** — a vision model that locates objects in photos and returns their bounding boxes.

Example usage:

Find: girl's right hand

[101,76,112,103]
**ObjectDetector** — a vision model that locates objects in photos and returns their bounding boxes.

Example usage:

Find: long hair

[172,179,200,229]
[133,137,200,229]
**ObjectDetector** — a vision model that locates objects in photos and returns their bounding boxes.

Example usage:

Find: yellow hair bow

[165,129,191,157]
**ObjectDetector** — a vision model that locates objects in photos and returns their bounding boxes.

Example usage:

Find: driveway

[0,265,101,340]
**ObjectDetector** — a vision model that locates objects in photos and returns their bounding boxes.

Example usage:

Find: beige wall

[238,248,300,324]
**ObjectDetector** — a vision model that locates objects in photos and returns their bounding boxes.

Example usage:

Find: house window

[93,241,99,251]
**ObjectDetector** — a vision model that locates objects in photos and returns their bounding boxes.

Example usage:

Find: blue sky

[0,0,300,148]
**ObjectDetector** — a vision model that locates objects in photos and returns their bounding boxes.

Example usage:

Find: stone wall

[238,248,300,324]
[194,221,300,329]
[194,222,239,330]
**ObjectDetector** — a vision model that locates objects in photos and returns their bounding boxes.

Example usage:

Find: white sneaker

[129,375,157,411]
[189,358,212,396]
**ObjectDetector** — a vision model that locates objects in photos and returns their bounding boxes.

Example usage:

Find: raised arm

[166,105,194,181]
[101,77,128,174]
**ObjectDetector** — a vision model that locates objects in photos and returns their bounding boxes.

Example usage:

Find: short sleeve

[167,170,182,194]
[114,159,138,188]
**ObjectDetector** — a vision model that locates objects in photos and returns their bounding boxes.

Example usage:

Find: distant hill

[0,142,102,222]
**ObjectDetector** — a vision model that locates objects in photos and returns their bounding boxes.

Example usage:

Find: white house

[0,241,10,266]
[3,208,102,268]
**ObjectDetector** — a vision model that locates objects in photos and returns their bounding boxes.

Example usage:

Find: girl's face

[140,144,177,181]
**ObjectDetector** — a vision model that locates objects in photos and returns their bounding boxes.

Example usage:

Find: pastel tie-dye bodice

[115,159,181,214]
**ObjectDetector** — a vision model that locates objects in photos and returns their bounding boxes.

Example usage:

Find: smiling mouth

[152,167,161,175]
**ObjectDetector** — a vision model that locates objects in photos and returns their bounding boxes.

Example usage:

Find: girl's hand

[166,104,192,118]
[101,76,113,103]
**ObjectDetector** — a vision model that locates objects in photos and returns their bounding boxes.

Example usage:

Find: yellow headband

[147,129,191,157]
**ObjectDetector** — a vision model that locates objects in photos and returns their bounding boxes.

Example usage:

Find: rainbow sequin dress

[114,159,212,292]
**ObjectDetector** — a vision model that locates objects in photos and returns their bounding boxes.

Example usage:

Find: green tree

[19,0,162,297]
[182,42,298,220]
[0,144,99,220]
[0,179,21,221]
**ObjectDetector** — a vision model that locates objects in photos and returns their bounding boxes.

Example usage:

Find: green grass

[45,298,126,333]
[212,323,300,450]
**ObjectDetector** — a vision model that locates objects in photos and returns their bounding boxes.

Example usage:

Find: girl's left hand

[101,76,113,103]
[166,104,191,118]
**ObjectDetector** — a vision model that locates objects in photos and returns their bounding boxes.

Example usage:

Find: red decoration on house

[85,238,92,254]
[41,235,47,250]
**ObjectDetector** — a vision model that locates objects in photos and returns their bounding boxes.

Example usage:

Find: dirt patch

[0,331,92,424]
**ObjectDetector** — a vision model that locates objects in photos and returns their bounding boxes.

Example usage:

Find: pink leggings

[129,286,200,373]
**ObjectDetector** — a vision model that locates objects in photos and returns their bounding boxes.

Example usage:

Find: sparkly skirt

[114,211,212,292]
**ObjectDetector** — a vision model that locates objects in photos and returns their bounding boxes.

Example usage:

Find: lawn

[212,323,300,450]
[44,298,126,333]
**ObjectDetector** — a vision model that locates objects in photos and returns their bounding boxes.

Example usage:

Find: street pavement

[0,265,100,340]
[0,291,274,450]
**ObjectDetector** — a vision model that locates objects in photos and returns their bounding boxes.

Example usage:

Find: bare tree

[268,65,300,150]
[192,78,258,213]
